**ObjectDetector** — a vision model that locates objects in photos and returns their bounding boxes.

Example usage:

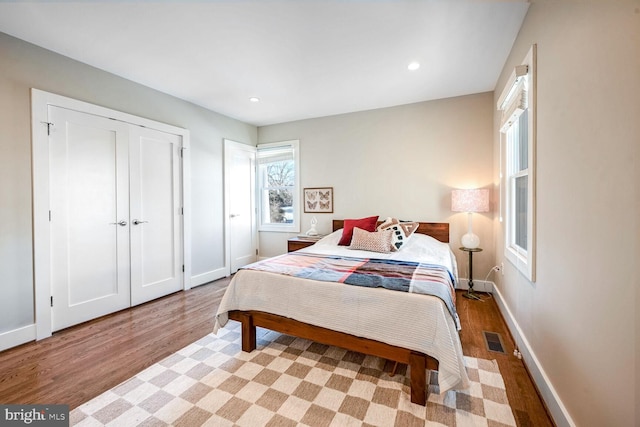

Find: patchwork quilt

[242,252,460,329]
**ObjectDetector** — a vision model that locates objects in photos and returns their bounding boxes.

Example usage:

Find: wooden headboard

[332,220,449,243]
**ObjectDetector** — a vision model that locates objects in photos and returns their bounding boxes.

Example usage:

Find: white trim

[31,89,53,340]
[456,279,494,293]
[33,89,190,134]
[223,139,233,278]
[31,88,191,339]
[0,324,36,352]
[182,136,192,290]
[492,285,576,427]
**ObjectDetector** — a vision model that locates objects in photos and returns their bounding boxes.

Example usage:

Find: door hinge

[50,296,53,307]
[180,207,184,215]
[49,210,52,222]
[41,121,54,136]
[182,265,185,272]
[180,147,186,158]
[256,249,259,256]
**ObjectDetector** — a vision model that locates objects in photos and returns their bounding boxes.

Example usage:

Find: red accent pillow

[338,216,379,246]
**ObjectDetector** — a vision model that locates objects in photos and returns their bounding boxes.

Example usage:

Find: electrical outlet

[500,262,504,275]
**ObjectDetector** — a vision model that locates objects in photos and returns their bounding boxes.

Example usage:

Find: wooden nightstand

[287,237,317,252]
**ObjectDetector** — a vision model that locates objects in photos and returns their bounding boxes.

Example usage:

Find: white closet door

[49,106,131,331]
[129,126,183,305]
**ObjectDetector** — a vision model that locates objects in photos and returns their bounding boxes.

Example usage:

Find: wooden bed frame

[228,220,450,406]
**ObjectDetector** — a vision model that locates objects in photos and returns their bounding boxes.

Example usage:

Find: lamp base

[462,289,482,300]
[461,233,480,249]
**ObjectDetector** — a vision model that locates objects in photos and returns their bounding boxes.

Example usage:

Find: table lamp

[451,189,489,249]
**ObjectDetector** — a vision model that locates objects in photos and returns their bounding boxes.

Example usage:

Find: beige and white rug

[71,321,516,426]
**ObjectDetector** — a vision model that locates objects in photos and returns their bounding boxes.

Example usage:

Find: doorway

[224,139,257,273]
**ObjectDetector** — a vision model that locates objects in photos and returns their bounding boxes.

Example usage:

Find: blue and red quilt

[242,252,460,329]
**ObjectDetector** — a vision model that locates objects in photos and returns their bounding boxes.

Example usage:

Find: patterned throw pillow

[348,227,393,253]
[338,215,379,246]
[376,217,419,251]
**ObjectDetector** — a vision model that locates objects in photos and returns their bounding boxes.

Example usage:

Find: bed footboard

[227,310,436,406]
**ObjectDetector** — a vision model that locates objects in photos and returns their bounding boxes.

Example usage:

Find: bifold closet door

[129,126,182,306]
[49,106,131,331]
[49,107,183,331]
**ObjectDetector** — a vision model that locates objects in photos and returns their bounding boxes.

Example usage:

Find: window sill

[505,246,534,281]
[259,225,300,233]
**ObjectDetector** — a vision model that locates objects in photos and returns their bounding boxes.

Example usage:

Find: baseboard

[457,278,494,293]
[0,324,36,352]
[491,285,576,427]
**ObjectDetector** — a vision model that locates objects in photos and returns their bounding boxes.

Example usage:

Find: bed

[214,219,469,406]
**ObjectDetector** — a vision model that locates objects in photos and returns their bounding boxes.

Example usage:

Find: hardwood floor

[0,280,553,426]
[456,292,554,427]
[0,279,229,408]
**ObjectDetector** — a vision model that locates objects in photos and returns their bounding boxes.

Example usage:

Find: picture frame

[304,187,333,213]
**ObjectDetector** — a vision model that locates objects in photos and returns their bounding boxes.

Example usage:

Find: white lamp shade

[451,189,490,213]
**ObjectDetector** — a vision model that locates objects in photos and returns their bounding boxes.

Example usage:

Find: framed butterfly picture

[303,187,333,213]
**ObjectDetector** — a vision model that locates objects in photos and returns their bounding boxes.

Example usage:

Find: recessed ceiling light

[408,62,420,71]
[249,97,260,103]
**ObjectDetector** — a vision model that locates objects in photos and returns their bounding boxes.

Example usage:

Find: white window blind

[499,64,529,132]
[498,46,536,282]
[257,145,294,164]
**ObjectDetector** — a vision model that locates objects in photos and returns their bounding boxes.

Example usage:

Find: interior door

[225,140,257,273]
[129,126,183,305]
[49,106,131,331]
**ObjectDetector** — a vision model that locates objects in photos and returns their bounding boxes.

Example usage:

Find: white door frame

[31,88,192,340]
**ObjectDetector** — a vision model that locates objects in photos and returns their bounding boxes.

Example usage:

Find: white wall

[0,32,256,347]
[258,93,495,279]
[493,2,639,426]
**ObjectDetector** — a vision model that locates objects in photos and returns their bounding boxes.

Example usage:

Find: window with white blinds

[499,45,536,281]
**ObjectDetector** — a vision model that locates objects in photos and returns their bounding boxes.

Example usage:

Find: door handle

[132,219,149,225]
[111,220,127,226]
[230,214,240,218]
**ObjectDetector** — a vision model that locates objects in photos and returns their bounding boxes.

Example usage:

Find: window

[506,112,528,252]
[257,140,300,232]
[499,45,536,281]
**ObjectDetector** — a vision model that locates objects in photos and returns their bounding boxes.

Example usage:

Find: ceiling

[0,1,529,126]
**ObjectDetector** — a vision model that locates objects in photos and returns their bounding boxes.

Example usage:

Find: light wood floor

[0,279,553,426]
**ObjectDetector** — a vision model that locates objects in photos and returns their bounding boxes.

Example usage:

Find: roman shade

[498,64,529,132]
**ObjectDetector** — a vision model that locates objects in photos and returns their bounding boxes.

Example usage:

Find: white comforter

[214,231,469,393]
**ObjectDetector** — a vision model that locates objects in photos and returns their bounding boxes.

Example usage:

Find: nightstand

[287,237,317,252]
[460,247,483,300]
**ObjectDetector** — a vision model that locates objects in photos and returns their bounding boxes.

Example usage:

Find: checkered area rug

[71,321,516,426]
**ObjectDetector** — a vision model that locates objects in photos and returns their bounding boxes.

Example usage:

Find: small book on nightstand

[296,234,326,241]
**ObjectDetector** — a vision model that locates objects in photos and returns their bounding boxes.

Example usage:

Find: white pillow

[313,229,343,246]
